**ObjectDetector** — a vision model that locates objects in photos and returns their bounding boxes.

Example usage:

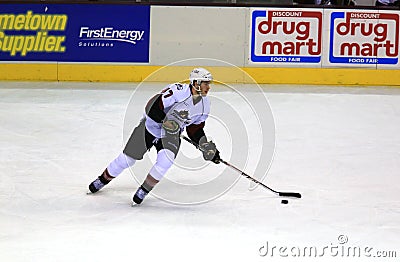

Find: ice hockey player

[88,68,221,205]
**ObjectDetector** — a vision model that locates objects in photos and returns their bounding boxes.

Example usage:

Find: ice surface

[0,82,399,262]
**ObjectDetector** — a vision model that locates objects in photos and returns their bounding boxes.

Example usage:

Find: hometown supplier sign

[329,11,399,65]
[250,8,322,64]
[0,4,150,62]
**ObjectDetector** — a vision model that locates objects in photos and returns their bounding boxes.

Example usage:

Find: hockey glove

[162,119,180,136]
[199,140,221,164]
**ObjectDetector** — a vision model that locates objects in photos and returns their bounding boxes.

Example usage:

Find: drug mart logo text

[251,9,322,63]
[329,12,399,64]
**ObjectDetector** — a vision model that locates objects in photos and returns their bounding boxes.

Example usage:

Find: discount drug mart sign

[250,8,322,64]
[329,10,399,65]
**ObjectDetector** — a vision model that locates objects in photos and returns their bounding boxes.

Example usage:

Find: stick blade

[279,192,302,198]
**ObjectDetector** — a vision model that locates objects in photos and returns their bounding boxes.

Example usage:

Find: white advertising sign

[324,9,398,68]
[250,8,323,66]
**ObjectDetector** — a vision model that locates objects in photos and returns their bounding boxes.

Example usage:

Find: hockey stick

[181,135,302,199]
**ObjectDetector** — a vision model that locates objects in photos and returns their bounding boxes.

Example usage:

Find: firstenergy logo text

[0,11,67,56]
[79,26,144,47]
[251,9,322,63]
[330,12,399,64]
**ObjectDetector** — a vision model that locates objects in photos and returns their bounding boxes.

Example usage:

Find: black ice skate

[132,186,149,205]
[88,170,112,193]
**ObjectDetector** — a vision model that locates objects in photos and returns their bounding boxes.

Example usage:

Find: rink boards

[0,4,400,86]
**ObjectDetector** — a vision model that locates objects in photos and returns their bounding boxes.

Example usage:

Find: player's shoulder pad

[169,83,191,101]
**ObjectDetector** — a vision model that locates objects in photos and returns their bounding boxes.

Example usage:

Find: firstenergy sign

[251,9,322,64]
[0,11,67,56]
[79,27,145,46]
[0,4,150,62]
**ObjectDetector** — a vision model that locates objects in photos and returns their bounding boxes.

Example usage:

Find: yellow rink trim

[244,67,400,86]
[0,63,58,81]
[1,64,400,86]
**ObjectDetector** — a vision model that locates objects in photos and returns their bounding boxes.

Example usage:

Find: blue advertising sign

[0,4,150,62]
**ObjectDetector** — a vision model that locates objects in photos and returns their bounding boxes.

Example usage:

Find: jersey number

[161,87,173,98]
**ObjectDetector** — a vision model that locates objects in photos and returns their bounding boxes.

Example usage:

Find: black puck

[281,199,289,204]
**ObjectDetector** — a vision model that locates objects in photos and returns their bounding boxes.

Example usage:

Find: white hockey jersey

[145,83,210,138]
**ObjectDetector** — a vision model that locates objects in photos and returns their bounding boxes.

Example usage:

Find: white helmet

[189,68,213,86]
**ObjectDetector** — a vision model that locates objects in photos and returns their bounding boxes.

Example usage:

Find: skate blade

[131,200,141,207]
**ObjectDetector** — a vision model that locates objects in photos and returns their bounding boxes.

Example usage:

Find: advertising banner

[250,8,323,66]
[0,4,150,62]
[327,9,399,67]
